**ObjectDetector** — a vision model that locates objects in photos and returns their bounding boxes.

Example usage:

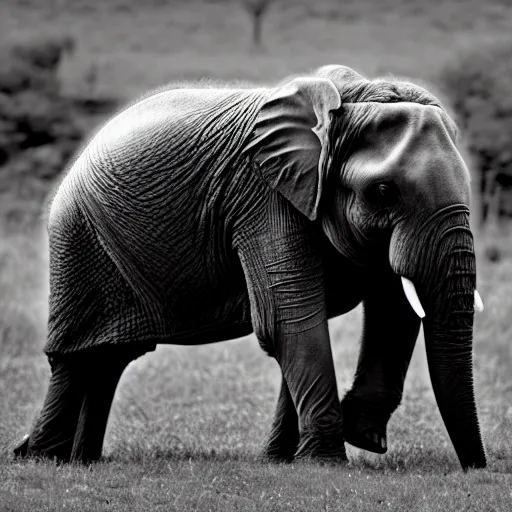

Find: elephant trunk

[423,321,486,470]
[422,243,486,470]
[391,205,486,470]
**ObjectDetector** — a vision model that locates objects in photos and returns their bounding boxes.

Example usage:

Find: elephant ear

[244,77,341,221]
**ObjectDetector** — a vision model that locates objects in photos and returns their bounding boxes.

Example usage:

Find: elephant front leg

[238,229,346,463]
[341,272,421,454]
[278,321,346,463]
[264,376,299,462]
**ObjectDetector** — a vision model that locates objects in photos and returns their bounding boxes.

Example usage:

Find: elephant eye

[365,182,400,208]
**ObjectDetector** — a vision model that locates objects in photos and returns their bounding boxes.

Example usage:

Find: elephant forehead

[352,103,456,170]
[347,102,470,204]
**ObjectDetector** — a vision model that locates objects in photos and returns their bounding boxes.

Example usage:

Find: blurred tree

[439,38,512,226]
[485,245,502,263]
[84,62,99,98]
[0,32,75,98]
[9,33,75,72]
[0,32,83,203]
[241,0,273,49]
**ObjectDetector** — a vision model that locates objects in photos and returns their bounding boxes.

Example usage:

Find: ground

[0,0,511,510]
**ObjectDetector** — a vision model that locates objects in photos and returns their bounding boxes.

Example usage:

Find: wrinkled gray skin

[46,65,486,469]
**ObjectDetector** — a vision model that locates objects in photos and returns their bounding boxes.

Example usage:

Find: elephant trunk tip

[460,448,487,471]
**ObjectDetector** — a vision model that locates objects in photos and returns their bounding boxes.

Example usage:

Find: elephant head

[245,66,486,469]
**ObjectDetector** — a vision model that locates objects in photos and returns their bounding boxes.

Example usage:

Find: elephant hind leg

[22,345,147,464]
[24,354,88,462]
[264,376,299,462]
[69,347,141,464]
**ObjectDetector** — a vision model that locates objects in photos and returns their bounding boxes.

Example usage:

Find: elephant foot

[13,434,30,458]
[263,431,299,463]
[343,423,387,454]
[293,421,347,464]
[262,446,295,464]
[13,433,79,464]
[341,394,392,454]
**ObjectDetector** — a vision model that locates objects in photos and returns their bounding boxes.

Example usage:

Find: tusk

[474,290,484,313]
[401,277,426,318]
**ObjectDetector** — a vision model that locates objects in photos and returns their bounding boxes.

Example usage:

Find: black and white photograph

[0,0,511,510]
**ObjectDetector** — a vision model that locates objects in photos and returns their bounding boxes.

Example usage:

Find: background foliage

[439,38,512,224]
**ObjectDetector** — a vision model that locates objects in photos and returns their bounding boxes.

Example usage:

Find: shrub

[0,32,83,209]
[8,33,75,72]
[0,32,74,96]
[438,38,512,223]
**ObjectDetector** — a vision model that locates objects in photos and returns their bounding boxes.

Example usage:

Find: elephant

[14,64,487,470]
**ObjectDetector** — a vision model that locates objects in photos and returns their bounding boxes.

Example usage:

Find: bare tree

[241,0,273,49]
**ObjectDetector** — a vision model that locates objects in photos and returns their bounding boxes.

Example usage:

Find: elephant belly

[162,283,254,346]
[163,320,254,345]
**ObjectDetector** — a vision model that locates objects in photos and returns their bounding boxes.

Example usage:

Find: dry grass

[0,0,512,510]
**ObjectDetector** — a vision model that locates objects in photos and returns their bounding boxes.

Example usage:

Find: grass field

[1,0,512,510]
